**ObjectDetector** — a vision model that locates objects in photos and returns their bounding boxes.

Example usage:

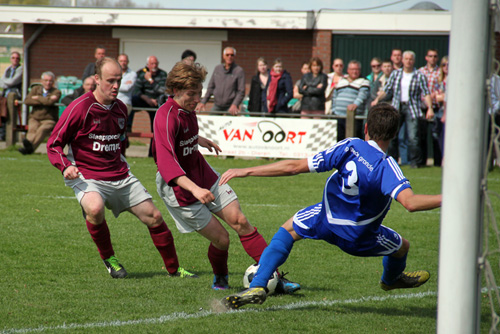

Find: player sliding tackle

[221,103,442,309]
[152,61,300,292]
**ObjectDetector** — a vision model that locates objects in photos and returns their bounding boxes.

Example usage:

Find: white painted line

[1,290,437,333]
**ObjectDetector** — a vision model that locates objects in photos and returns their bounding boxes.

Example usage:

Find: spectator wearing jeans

[373,51,434,168]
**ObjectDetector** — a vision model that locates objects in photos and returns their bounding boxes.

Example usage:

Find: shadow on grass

[334,304,437,319]
[268,292,306,300]
[252,295,436,320]
[127,270,214,279]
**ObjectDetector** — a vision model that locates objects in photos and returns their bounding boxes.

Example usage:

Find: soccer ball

[243,264,279,295]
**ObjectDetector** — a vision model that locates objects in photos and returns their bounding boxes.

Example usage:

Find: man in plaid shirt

[372,50,433,168]
[418,49,441,106]
[419,49,442,166]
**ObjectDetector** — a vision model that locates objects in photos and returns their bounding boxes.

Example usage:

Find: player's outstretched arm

[198,136,222,155]
[219,159,309,185]
[396,188,442,212]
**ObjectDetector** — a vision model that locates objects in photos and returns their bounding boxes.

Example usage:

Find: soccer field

[0,150,498,333]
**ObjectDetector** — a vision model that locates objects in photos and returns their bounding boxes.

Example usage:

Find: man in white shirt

[117,54,137,115]
[373,51,433,168]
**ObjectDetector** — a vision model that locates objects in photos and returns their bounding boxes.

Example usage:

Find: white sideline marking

[1,290,437,333]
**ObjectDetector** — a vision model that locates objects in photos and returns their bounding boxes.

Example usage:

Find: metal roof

[0,5,451,33]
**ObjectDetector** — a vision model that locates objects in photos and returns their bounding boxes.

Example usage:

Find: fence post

[345,109,356,138]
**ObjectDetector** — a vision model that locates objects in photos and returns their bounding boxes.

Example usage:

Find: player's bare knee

[144,208,163,227]
[216,234,230,250]
[402,239,410,253]
[232,216,253,235]
[84,204,105,221]
[210,229,230,250]
[151,208,163,225]
[393,238,410,258]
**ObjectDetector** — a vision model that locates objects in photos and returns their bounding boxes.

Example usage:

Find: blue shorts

[292,203,402,257]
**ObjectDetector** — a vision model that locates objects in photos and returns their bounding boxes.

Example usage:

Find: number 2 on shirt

[341,161,359,196]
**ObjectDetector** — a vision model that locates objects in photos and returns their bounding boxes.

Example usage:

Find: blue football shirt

[306,138,411,242]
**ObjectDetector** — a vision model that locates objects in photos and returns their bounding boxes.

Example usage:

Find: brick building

[0,6,451,92]
[0,6,452,139]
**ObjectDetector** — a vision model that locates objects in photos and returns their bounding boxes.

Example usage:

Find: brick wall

[23,24,119,84]
[312,30,332,70]
[130,111,151,144]
[22,24,333,90]
[223,29,316,90]
[22,25,333,137]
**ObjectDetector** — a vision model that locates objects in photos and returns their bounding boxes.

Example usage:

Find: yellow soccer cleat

[380,270,430,291]
[222,287,267,309]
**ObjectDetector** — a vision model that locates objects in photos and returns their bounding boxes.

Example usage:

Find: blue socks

[381,253,407,285]
[250,227,295,288]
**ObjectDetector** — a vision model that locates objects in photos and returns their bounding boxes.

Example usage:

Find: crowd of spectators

[239,48,452,167]
[0,45,461,167]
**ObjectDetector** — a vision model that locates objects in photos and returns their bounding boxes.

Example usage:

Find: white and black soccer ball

[243,264,279,295]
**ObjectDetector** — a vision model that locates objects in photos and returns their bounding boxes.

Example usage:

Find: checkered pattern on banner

[198,118,218,144]
[306,121,337,151]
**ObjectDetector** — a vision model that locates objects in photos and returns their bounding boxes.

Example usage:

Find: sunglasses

[371,64,381,68]
[225,54,235,57]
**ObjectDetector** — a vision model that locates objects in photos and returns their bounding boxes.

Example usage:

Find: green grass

[0,150,499,333]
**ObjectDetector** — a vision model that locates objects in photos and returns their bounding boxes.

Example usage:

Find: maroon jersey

[153,97,218,206]
[47,91,130,181]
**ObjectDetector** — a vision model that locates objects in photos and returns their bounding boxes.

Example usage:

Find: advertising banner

[198,115,337,159]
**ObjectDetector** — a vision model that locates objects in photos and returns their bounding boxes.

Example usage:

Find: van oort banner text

[198,115,338,159]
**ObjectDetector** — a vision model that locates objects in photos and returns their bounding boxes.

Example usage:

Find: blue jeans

[388,104,421,166]
[398,122,408,165]
[401,104,422,166]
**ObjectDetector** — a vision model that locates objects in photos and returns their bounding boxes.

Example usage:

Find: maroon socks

[86,220,114,260]
[239,227,268,263]
[148,221,180,274]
